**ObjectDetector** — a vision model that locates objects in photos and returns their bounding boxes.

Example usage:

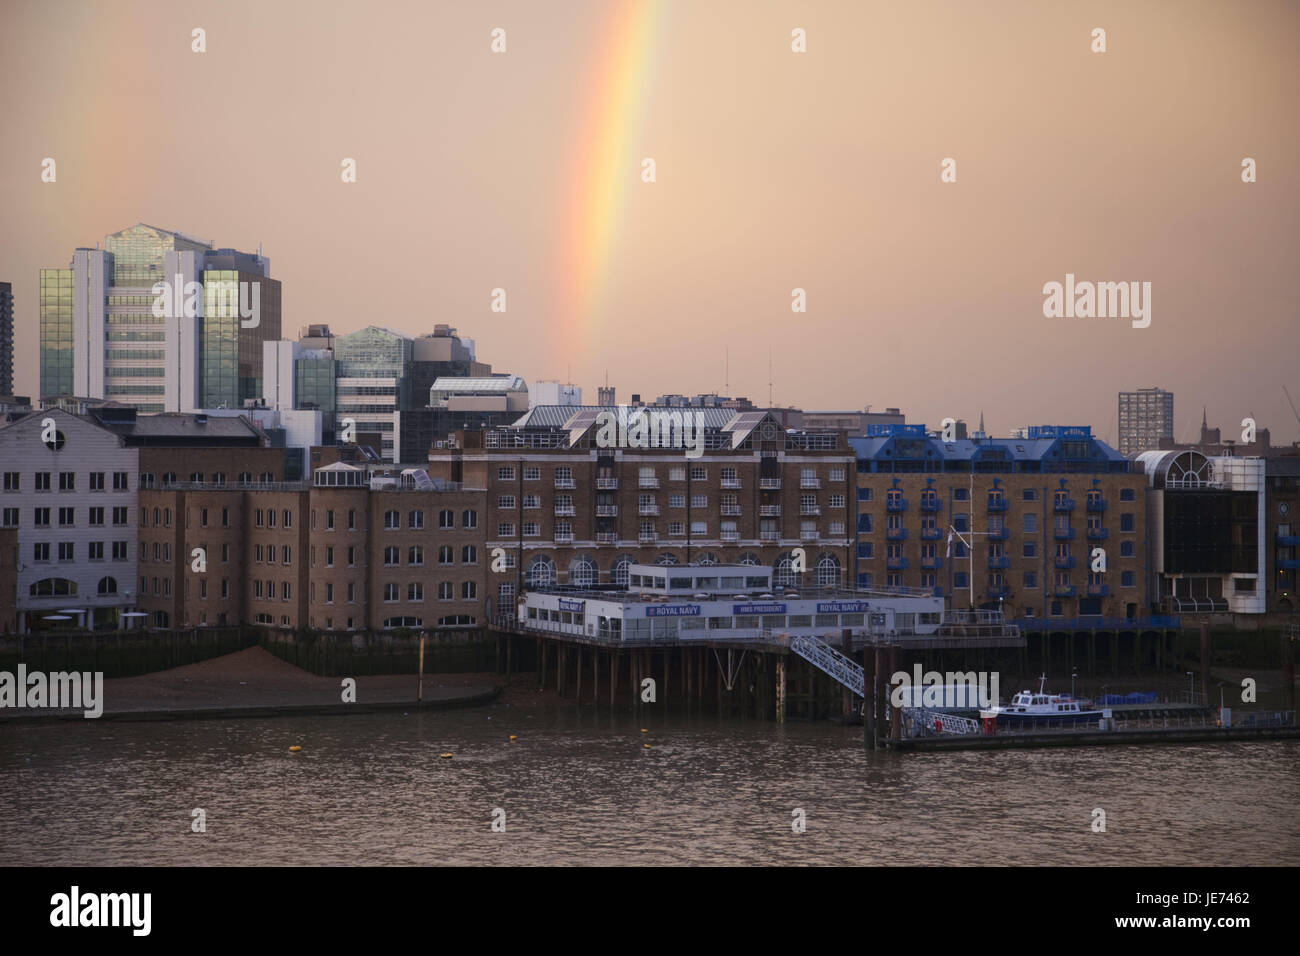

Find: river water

[2,706,1297,866]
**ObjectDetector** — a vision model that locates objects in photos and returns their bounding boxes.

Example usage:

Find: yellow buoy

[288,745,302,752]
[440,752,453,759]
[644,743,652,749]
[640,728,648,733]
[509,735,518,741]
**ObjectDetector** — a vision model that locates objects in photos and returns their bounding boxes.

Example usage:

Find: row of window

[2,471,130,492]
[139,472,275,487]
[3,506,130,528]
[855,487,1139,502]
[29,576,120,597]
[31,542,130,562]
[381,509,477,531]
[496,465,848,483]
[856,540,1140,559]
[855,513,1139,533]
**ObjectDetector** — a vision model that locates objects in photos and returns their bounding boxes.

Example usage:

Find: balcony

[554,477,576,489]
[921,556,943,570]
[920,527,943,540]
[1277,534,1300,547]
[554,532,574,544]
[1054,527,1076,541]
[595,532,618,543]
[554,505,576,517]
[760,530,780,542]
[759,478,781,490]
[886,527,909,541]
[596,477,618,490]
[886,497,909,512]
[801,477,821,489]
[638,505,660,516]
[1054,585,1077,597]
[1054,497,1075,512]
[987,586,1011,600]
[1087,527,1109,540]
[920,497,941,513]
[800,529,821,540]
[1054,555,1076,569]
[986,527,1010,540]
[1086,497,1108,512]
[986,498,1008,513]
[759,504,782,517]
[721,478,742,489]
[638,532,658,543]
[800,505,821,516]
[596,505,618,517]
[1087,584,1109,597]
[720,530,740,542]
[638,477,660,489]
[987,555,1011,570]
[720,505,742,516]
[1281,558,1300,570]
[887,557,909,571]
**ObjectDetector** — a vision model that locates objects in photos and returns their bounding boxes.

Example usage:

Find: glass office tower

[333,326,413,460]
[39,269,75,399]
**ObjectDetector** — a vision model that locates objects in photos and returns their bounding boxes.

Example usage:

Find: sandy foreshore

[1,646,505,722]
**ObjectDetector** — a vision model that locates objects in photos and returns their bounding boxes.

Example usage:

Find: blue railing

[986,498,1008,513]
[1087,497,1108,512]
[886,498,909,512]
[920,498,941,512]
[987,556,1011,569]
[886,527,909,540]
[1054,556,1076,569]
[1054,498,1076,512]
[1087,527,1109,540]
[1054,527,1076,540]
[1012,616,1181,632]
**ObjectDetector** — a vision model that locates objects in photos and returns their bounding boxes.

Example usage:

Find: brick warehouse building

[426,407,857,620]
[851,425,1151,623]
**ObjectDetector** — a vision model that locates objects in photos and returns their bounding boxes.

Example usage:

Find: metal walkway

[901,707,982,736]
[789,634,865,697]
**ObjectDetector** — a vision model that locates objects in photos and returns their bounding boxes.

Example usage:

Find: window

[348,583,356,603]
[348,509,357,530]
[669,521,684,536]
[221,507,229,528]
[1023,513,1037,533]
[2,472,18,491]
[690,466,706,481]
[408,545,424,566]
[326,509,335,530]
[282,545,291,565]
[384,583,399,602]
[90,472,105,491]
[58,542,74,561]
[266,509,275,528]
[385,510,400,530]
[1120,488,1135,502]
[33,542,50,561]
[384,546,399,566]
[200,508,209,528]
[857,514,873,533]
[524,466,540,481]
[190,472,203,483]
[113,506,127,525]
[1121,571,1135,587]
[440,509,455,528]
[830,494,845,509]
[35,472,51,491]
[347,546,357,567]
[283,510,292,528]
[690,521,707,535]
[462,581,477,600]
[498,466,516,481]
[953,488,969,501]
[1120,540,1135,557]
[438,581,453,600]
[462,510,477,528]
[281,582,291,600]
[409,510,424,530]
[690,494,707,509]
[199,579,208,599]
[439,545,454,565]
[1023,489,1036,501]
[408,583,424,601]
[1120,513,1135,532]
[523,495,540,509]
[1023,541,1037,559]
[1024,571,1038,589]
[222,543,229,563]
[221,578,229,599]
[461,545,478,564]
[1,508,17,527]
[498,523,514,537]
[255,509,264,527]
[954,572,969,588]
[325,583,335,604]
[58,507,74,526]
[88,541,104,560]
[830,467,845,482]
[267,546,276,565]
[59,472,75,491]
[34,507,50,527]
[113,472,129,491]
[499,582,516,604]
[857,542,873,559]
[857,487,873,502]
[255,581,263,598]
[669,494,685,509]
[669,467,685,482]
[89,507,105,526]
[255,544,264,562]
[522,522,539,537]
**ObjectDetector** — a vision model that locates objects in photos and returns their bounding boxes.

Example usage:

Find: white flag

[945,530,953,558]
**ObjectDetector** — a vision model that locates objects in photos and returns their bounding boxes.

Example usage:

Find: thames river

[2,707,1297,866]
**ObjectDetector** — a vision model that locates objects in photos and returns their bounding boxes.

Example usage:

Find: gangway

[901,707,981,736]
[788,634,865,697]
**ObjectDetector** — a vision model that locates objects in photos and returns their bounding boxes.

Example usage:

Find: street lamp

[1071,668,1078,697]
[1186,670,1195,704]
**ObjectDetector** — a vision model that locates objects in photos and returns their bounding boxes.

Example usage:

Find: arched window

[816,554,840,589]
[30,577,77,597]
[654,553,680,566]
[695,552,719,566]
[97,576,118,595]
[738,552,760,566]
[611,554,636,587]
[569,555,597,587]
[774,552,802,588]
[525,554,555,588]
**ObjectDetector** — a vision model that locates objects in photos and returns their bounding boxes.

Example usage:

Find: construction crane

[1284,385,1300,429]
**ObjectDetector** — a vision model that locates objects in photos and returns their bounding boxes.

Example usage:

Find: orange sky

[1,0,1297,445]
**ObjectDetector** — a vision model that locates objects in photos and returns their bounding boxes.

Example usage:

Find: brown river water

[2,706,1297,866]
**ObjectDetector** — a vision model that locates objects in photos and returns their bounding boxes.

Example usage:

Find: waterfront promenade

[0,646,499,722]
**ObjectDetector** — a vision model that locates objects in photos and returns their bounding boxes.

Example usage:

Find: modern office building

[0,281,14,396]
[1118,387,1175,458]
[529,381,582,407]
[40,224,281,413]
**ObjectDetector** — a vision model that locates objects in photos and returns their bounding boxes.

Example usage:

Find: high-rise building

[39,224,281,413]
[1118,387,1174,458]
[0,281,13,396]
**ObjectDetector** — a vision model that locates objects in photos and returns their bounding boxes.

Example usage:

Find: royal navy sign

[558,599,586,613]
[646,604,702,617]
[816,601,870,613]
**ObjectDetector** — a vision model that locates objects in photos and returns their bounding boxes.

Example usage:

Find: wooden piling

[862,645,876,750]
[776,656,786,724]
[888,644,901,742]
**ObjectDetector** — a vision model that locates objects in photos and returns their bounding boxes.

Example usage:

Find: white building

[529,381,582,408]
[0,409,140,631]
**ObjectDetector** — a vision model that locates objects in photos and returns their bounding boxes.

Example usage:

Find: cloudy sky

[2,0,1297,444]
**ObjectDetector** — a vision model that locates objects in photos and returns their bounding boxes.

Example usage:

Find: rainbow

[558,0,666,362]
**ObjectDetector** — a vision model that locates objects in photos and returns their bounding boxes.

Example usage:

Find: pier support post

[888,644,901,743]
[862,646,876,750]
[1200,621,1210,707]
[841,630,853,721]
[1284,629,1296,717]
[610,651,618,712]
[576,645,583,705]
[537,637,544,687]
[776,656,786,724]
